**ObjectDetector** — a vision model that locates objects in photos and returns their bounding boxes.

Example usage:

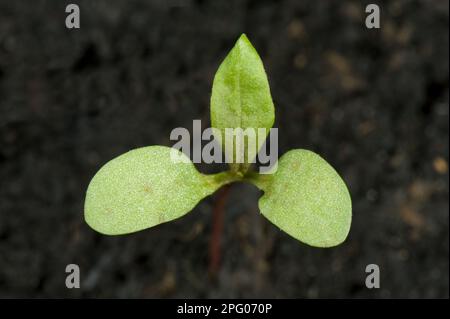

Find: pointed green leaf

[84,146,222,235]
[256,149,352,247]
[210,34,275,172]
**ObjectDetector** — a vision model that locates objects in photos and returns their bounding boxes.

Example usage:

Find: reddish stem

[209,184,231,277]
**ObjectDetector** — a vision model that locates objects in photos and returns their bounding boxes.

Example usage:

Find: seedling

[84,34,352,267]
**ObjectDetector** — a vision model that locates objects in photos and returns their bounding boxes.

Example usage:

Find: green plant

[84,34,351,253]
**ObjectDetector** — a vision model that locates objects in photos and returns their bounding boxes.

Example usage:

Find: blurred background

[0,0,448,298]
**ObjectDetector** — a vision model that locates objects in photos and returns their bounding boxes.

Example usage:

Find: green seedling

[84,34,352,249]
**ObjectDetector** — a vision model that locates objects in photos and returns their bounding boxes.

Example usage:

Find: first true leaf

[210,34,275,171]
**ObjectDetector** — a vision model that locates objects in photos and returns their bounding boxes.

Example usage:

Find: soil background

[0,0,448,298]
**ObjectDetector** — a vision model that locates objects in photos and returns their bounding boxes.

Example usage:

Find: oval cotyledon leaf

[256,149,352,247]
[85,146,223,235]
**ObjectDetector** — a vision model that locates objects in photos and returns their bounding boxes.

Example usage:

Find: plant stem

[244,171,273,191]
[209,184,231,277]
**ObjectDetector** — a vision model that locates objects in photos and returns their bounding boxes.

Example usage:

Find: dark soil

[0,0,448,298]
